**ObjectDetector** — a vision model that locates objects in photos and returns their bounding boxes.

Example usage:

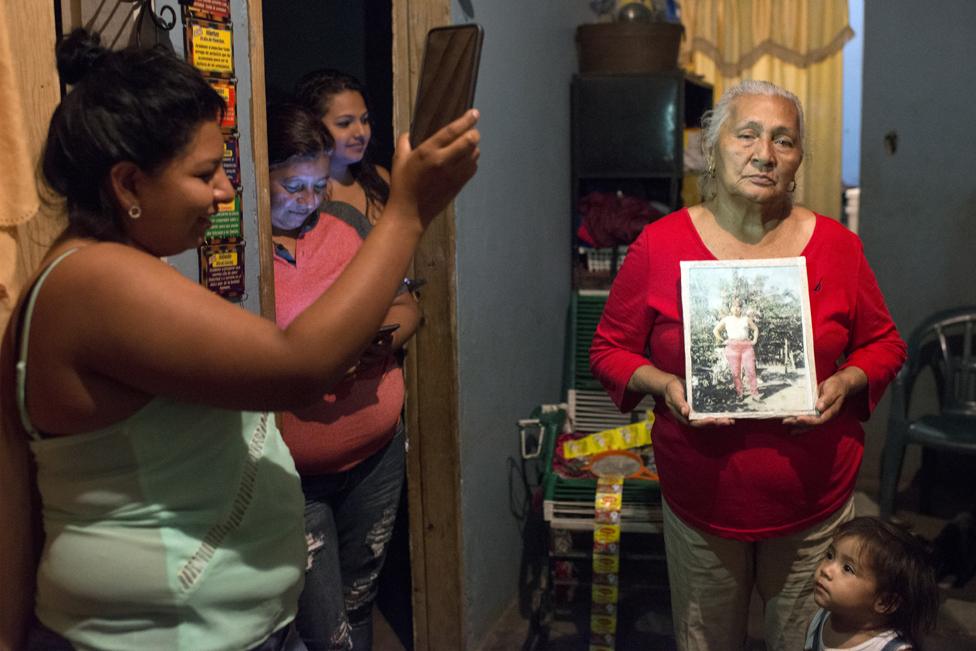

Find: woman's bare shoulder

[30,241,227,344]
[40,241,193,297]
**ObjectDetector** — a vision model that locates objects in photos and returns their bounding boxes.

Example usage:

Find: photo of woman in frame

[680,258,818,419]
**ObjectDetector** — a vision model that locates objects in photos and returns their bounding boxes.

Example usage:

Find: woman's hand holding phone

[388,110,480,227]
[350,324,401,374]
[386,24,483,228]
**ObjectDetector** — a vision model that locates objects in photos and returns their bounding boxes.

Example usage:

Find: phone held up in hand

[374,323,400,343]
[409,24,484,148]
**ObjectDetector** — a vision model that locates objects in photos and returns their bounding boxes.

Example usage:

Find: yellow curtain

[0,10,39,229]
[680,0,853,219]
[0,3,63,333]
[0,5,41,325]
[0,5,59,648]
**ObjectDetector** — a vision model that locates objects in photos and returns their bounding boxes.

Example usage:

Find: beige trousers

[662,497,855,651]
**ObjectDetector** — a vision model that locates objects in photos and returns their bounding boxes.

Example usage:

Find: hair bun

[56,29,108,85]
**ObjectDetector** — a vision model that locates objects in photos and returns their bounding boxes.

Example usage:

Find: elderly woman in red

[589,80,906,651]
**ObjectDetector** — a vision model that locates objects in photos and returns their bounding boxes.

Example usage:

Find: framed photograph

[679,257,817,420]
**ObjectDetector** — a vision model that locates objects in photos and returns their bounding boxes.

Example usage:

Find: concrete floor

[368,455,976,651]
[470,489,976,651]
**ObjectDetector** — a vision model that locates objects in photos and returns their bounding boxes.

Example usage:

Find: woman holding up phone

[267,99,415,651]
[1,30,478,651]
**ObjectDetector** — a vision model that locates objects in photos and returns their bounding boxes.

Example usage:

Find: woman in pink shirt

[267,100,413,651]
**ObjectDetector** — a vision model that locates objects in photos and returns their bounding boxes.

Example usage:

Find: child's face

[814,536,884,620]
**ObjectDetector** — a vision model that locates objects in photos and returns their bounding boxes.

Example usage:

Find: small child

[804,516,940,651]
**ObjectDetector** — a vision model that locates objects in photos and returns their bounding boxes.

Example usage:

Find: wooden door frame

[390,2,466,649]
[243,0,276,321]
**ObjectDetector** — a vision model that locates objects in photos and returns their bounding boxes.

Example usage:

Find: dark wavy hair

[834,517,939,648]
[294,68,389,220]
[42,29,225,242]
[267,100,334,168]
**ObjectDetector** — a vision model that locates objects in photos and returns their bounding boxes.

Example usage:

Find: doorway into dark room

[261,2,410,648]
[263,0,395,169]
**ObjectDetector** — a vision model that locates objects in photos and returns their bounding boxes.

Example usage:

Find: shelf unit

[528,71,715,647]
[571,71,712,288]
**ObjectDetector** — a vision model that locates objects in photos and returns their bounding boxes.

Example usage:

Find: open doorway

[261,2,409,648]
[263,1,394,168]
[261,2,466,648]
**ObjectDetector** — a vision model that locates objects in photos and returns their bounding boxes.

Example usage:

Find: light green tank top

[16,249,306,651]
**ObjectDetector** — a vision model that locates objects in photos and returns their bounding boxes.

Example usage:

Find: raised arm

[27,112,480,428]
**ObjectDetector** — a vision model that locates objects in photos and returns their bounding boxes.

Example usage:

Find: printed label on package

[185,20,234,76]
[591,474,624,650]
[591,584,619,605]
[199,241,245,300]
[205,194,242,240]
[222,136,241,189]
[592,553,619,574]
[182,0,231,22]
[590,614,617,635]
[210,78,237,130]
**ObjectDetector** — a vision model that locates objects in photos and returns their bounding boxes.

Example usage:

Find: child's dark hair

[267,100,334,168]
[294,68,389,219]
[42,29,225,242]
[834,517,939,647]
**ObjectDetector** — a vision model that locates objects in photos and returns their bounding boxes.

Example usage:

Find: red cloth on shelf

[577,191,663,248]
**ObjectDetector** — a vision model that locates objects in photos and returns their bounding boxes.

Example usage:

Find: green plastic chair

[879,307,976,519]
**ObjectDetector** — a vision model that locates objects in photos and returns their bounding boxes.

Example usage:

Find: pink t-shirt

[273,202,404,474]
[590,209,907,540]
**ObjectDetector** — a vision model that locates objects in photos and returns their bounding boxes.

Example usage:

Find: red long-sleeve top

[590,209,906,540]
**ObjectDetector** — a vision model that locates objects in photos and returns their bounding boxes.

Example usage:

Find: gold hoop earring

[128,204,142,220]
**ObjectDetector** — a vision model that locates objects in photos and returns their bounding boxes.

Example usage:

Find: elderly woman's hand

[782,366,868,430]
[663,376,735,428]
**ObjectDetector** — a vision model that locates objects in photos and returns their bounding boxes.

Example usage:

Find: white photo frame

[679,257,818,420]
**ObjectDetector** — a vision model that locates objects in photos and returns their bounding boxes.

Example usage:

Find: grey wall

[857,0,976,485]
[450,1,592,645]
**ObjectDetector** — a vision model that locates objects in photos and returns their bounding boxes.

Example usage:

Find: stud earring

[128,204,142,219]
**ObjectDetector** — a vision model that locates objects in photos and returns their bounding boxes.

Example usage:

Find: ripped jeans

[296,425,405,651]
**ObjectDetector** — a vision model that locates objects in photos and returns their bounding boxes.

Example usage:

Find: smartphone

[409,24,484,148]
[375,323,400,339]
